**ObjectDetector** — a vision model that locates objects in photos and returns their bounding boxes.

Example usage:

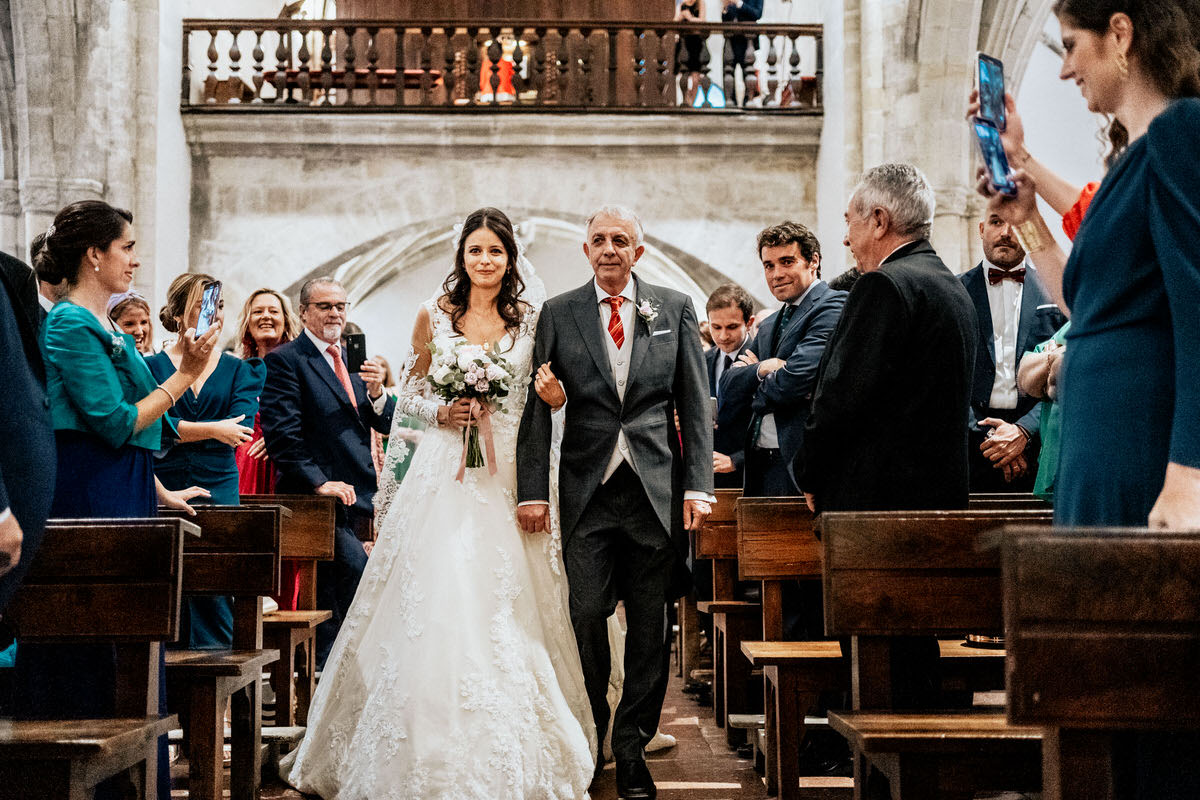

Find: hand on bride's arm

[517,503,549,534]
[437,398,475,428]
[534,363,567,411]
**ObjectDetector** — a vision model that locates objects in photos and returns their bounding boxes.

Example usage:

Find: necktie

[988,266,1026,285]
[603,296,625,349]
[717,354,733,402]
[769,302,797,357]
[327,344,358,409]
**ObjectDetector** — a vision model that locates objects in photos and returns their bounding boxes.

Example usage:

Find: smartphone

[194,281,222,340]
[973,118,1017,196]
[976,52,1006,131]
[344,332,367,373]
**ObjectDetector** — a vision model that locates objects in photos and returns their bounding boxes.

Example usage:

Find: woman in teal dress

[146,272,264,648]
[980,2,1200,795]
[27,200,219,800]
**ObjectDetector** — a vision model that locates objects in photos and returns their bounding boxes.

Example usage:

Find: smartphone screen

[194,281,222,339]
[344,332,367,373]
[973,118,1017,196]
[977,53,1006,131]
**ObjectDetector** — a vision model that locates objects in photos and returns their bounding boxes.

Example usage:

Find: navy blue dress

[1057,97,1200,527]
[1056,98,1200,798]
[145,351,265,648]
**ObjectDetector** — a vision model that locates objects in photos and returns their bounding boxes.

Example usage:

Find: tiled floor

[252,664,769,800]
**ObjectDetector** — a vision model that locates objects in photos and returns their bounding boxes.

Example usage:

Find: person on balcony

[721,0,763,106]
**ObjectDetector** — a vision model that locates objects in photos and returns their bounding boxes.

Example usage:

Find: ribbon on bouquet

[455,398,499,483]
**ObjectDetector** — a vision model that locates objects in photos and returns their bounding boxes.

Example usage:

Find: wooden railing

[181,19,822,113]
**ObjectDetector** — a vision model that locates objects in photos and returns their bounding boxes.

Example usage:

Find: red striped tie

[603,296,625,349]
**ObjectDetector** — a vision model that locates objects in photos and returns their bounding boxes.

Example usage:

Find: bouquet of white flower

[427,339,514,472]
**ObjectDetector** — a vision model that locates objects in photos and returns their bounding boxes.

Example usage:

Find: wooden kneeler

[241,494,336,727]
[1,518,196,800]
[161,505,283,800]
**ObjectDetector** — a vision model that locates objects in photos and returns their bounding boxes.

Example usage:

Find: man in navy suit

[720,222,846,498]
[260,277,395,667]
[0,250,55,614]
[705,284,756,490]
[961,213,1066,492]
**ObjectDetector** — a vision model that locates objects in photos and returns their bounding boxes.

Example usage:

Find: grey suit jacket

[517,276,713,552]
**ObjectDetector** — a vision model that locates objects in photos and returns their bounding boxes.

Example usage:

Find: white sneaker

[645,731,677,753]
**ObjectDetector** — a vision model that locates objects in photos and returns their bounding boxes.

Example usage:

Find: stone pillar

[0,180,20,257]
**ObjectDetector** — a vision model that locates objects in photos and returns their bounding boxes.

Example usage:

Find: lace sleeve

[376,305,440,517]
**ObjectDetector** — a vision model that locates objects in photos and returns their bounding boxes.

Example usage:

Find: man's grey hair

[298,276,344,307]
[585,205,644,246]
[850,163,936,241]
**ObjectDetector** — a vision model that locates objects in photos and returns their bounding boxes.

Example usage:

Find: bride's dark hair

[441,207,526,336]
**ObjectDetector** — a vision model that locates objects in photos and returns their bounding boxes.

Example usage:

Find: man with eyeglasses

[260,277,395,668]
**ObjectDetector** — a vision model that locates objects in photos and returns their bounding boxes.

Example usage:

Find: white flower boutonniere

[636,299,660,326]
[109,334,126,357]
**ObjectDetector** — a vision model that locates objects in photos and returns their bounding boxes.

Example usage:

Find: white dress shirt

[304,327,388,414]
[595,277,639,483]
[755,281,819,449]
[37,292,54,313]
[712,334,747,401]
[983,257,1025,410]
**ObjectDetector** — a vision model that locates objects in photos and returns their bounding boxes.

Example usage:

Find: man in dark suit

[260,277,395,667]
[797,164,977,515]
[961,212,1067,492]
[720,222,846,498]
[705,284,756,489]
[517,206,713,800]
[0,250,55,613]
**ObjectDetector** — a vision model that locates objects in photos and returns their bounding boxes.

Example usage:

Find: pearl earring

[94,265,101,272]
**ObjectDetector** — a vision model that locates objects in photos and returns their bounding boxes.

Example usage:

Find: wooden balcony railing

[181,19,822,113]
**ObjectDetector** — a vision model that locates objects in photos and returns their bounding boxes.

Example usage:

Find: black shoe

[615,758,657,800]
[593,755,607,783]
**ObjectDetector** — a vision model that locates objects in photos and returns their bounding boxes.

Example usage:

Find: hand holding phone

[976,52,1006,131]
[973,118,1017,197]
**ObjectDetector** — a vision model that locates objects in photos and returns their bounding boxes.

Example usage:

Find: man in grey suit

[517,206,714,800]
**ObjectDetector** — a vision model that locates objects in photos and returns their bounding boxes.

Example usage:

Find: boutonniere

[109,334,126,357]
[636,299,660,326]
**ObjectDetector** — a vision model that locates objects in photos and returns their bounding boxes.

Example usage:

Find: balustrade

[182,18,822,113]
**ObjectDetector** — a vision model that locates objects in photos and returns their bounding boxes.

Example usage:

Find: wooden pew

[1003,526,1200,800]
[161,505,283,800]
[694,489,761,739]
[735,496,827,793]
[0,518,196,800]
[240,494,336,726]
[968,493,1051,511]
[820,509,1052,800]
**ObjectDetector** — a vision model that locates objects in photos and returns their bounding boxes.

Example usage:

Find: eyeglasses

[308,301,350,313]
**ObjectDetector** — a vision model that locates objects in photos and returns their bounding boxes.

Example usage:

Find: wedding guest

[674,0,707,106]
[705,283,755,490]
[0,249,54,614]
[146,273,262,649]
[961,213,1065,492]
[107,290,155,354]
[232,287,302,607]
[827,268,860,293]
[978,3,1200,793]
[23,200,217,800]
[1017,324,1070,502]
[721,221,846,499]
[259,277,395,668]
[721,0,763,105]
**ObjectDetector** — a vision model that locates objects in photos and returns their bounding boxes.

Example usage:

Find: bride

[281,207,596,799]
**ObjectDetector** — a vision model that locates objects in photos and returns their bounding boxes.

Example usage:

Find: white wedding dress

[281,298,596,800]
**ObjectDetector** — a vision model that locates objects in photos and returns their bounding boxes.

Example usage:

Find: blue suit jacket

[260,332,395,518]
[707,339,753,488]
[0,251,55,613]
[719,280,846,481]
[960,263,1067,436]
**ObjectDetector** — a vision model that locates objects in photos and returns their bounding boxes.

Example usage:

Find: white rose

[485,363,508,382]
[431,363,453,384]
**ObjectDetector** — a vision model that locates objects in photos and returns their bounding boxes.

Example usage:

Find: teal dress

[1056,99,1200,797]
[1029,322,1070,503]
[145,351,265,648]
[20,300,175,800]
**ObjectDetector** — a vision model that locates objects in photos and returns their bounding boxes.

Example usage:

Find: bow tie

[988,266,1026,285]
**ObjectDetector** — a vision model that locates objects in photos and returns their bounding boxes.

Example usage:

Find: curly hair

[1054,0,1200,162]
[441,208,526,339]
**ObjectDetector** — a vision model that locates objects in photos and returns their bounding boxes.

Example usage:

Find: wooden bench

[820,509,1052,800]
[0,518,195,800]
[241,493,337,727]
[161,505,283,800]
[1002,526,1200,800]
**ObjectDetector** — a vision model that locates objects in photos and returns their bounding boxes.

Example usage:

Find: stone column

[0,180,20,257]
